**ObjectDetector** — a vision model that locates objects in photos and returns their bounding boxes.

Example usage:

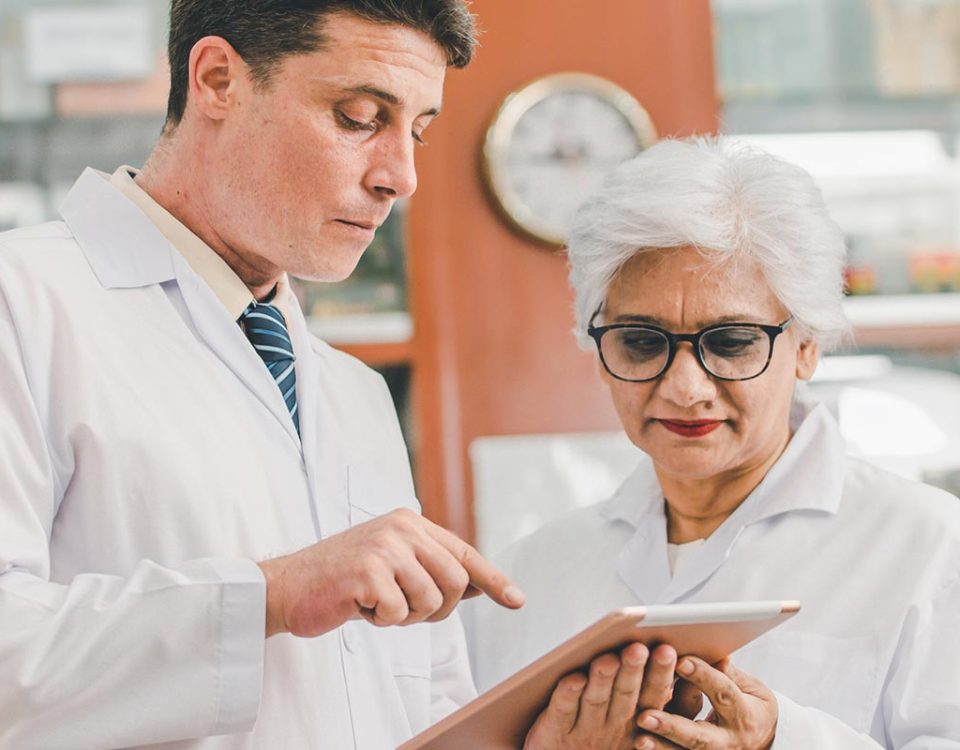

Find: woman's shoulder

[841,455,960,537]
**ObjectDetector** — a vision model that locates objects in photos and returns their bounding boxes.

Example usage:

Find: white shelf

[843,293,960,329]
[306,311,412,345]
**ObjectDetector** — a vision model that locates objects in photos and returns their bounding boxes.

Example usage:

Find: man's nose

[366,131,418,200]
[656,343,717,407]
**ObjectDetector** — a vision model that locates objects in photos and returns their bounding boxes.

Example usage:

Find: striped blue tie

[240,301,300,435]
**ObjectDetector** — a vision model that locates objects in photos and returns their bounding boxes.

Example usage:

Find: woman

[469,137,960,748]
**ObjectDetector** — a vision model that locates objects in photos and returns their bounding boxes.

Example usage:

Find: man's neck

[136,138,282,300]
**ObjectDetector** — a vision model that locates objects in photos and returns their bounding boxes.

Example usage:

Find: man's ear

[795,337,820,381]
[186,36,247,123]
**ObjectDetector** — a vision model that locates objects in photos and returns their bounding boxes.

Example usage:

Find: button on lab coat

[465,399,960,748]
[0,169,474,749]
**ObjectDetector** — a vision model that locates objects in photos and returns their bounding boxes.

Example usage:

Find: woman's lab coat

[0,169,474,749]
[466,399,960,748]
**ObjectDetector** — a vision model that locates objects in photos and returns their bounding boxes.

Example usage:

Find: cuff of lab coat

[770,691,820,749]
[207,558,266,736]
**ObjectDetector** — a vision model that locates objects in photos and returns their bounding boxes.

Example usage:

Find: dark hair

[164,0,477,131]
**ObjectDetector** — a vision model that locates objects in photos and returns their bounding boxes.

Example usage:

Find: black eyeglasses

[587,312,794,383]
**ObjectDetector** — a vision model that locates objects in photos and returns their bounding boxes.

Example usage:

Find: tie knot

[240,302,295,364]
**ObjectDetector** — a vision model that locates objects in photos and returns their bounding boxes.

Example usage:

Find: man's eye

[335,110,377,132]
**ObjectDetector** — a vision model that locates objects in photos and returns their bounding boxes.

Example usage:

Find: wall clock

[482,72,657,248]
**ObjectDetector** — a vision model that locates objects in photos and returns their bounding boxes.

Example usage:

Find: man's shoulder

[0,220,75,251]
[305,333,393,400]
[307,334,381,378]
[0,221,89,287]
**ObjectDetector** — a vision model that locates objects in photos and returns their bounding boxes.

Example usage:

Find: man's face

[204,13,447,282]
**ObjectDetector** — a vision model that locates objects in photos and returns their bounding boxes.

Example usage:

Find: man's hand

[257,508,525,638]
[635,657,777,750]
[524,643,696,750]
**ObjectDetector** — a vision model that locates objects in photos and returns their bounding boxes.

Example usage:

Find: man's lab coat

[0,168,474,749]
[466,400,960,748]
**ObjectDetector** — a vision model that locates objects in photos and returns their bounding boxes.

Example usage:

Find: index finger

[425,522,525,609]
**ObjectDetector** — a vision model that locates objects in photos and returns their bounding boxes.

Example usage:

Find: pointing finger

[426,523,525,609]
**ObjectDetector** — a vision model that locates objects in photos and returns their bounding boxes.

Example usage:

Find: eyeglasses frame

[587,312,795,383]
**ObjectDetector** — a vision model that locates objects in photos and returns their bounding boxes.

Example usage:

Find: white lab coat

[465,397,960,748]
[0,168,475,750]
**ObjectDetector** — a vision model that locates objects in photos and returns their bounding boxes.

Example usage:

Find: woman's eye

[619,332,666,359]
[706,331,761,356]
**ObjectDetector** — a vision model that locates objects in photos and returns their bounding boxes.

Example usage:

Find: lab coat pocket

[382,623,432,733]
[346,467,420,527]
[733,630,879,731]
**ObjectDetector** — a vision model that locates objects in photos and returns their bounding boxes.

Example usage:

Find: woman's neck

[658,431,791,544]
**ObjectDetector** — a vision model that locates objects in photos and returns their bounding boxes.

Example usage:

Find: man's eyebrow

[342,84,441,117]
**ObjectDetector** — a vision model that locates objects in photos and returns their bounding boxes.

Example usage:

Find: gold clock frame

[481,72,658,248]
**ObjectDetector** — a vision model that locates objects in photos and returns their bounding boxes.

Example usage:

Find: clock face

[484,73,657,247]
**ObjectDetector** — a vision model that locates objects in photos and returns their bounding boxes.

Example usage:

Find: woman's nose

[656,344,717,407]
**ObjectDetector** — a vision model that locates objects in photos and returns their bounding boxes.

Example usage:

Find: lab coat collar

[604,393,846,603]
[61,168,313,453]
[59,168,177,289]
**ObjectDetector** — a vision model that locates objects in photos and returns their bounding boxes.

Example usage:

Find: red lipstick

[657,419,723,438]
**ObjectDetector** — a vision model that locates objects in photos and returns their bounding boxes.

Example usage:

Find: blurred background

[1,0,958,552]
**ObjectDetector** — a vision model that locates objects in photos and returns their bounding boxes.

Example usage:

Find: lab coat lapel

[172,251,302,451]
[607,462,674,603]
[283,300,350,540]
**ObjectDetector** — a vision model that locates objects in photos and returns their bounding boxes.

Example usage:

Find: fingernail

[655,650,674,665]
[638,740,654,750]
[503,586,525,606]
[638,715,659,730]
[678,659,694,675]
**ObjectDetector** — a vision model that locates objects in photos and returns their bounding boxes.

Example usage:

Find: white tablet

[400,600,800,750]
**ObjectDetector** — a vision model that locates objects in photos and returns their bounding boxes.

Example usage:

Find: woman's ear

[795,338,820,381]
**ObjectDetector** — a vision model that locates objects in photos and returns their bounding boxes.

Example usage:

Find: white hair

[566,136,851,351]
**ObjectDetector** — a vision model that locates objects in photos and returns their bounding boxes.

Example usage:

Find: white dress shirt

[0,168,475,749]
[465,396,960,748]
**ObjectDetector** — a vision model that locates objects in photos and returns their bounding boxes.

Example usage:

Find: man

[0,2,525,747]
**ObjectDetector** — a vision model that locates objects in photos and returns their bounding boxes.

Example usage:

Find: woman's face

[600,246,819,483]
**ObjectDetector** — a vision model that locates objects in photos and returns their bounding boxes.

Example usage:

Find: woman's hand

[635,657,777,750]
[524,642,697,750]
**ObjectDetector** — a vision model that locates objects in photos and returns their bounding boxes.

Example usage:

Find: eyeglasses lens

[602,329,670,381]
[700,327,769,379]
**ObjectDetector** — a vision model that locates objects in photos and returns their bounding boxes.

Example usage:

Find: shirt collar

[599,392,846,531]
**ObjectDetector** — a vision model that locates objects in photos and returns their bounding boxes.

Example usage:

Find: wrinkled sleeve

[0,281,266,749]
[772,693,884,749]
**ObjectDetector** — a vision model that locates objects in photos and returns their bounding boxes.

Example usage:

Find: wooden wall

[407,1,720,542]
